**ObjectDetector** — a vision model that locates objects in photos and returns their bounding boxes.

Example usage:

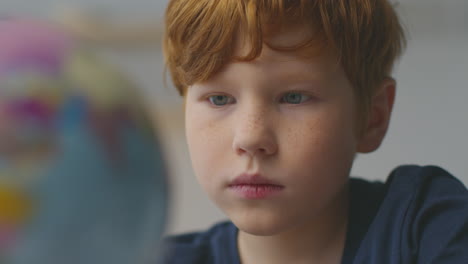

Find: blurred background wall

[1,0,467,235]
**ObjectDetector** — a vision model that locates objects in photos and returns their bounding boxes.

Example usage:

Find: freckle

[286,126,298,143]
[307,119,320,132]
[206,122,215,129]
[245,114,260,130]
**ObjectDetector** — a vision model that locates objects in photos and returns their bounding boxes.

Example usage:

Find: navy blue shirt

[162,165,468,263]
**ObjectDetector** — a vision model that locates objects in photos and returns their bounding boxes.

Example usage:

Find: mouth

[228,173,284,199]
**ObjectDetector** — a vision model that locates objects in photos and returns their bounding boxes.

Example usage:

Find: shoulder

[381,165,468,231]
[160,221,238,264]
[352,165,468,263]
[389,165,468,262]
[370,164,468,214]
[385,165,467,194]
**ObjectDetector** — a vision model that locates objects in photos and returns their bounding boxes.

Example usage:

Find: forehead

[215,55,338,88]
[227,25,339,79]
[218,52,333,85]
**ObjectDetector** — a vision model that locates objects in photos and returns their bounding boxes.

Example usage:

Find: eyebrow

[189,82,223,93]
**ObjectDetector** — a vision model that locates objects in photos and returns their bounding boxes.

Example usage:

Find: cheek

[276,118,355,220]
[281,109,357,188]
[287,110,355,154]
[185,108,231,189]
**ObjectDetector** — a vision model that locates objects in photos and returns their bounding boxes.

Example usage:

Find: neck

[237,186,349,264]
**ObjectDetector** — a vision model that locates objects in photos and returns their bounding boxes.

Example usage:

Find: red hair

[163,0,406,118]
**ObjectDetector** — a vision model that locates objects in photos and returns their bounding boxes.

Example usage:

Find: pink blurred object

[0,225,16,251]
[0,18,72,75]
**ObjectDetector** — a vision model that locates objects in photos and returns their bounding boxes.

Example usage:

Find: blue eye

[281,92,310,104]
[208,95,234,106]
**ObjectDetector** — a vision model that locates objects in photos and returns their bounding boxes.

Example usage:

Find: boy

[161,0,468,263]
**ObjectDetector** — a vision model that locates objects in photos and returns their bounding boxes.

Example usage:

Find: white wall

[2,0,467,235]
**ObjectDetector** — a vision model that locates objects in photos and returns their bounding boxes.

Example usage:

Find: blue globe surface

[0,18,168,264]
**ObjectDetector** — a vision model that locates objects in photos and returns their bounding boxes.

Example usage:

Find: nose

[232,109,277,157]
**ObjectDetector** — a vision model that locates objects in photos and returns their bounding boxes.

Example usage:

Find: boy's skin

[184,26,396,263]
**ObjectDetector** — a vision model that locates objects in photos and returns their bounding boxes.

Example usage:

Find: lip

[228,173,284,199]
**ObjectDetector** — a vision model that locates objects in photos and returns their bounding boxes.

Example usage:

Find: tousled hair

[163,0,406,121]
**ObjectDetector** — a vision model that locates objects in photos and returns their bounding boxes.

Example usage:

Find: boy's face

[184,30,364,236]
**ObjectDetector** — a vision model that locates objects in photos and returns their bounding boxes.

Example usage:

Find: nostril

[258,148,267,154]
[233,140,277,157]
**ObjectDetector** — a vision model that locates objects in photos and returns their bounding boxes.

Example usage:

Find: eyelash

[279,92,312,104]
[206,91,312,107]
[207,94,236,107]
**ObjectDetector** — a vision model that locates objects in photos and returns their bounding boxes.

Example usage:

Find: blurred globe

[0,18,168,264]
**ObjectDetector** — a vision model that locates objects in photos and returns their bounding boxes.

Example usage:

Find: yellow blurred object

[27,77,68,110]
[0,185,33,226]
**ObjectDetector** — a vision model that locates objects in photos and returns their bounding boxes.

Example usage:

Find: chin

[238,226,281,236]
[231,212,292,236]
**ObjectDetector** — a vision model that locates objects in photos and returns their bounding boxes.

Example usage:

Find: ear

[357,78,396,153]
